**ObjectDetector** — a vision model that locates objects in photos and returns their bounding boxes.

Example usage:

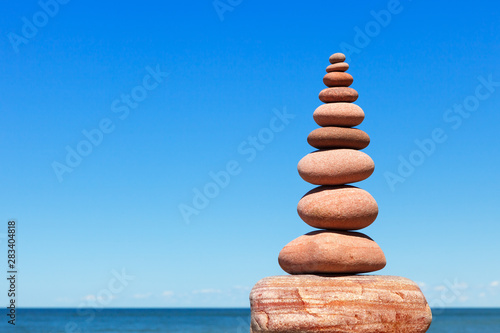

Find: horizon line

[12,306,500,310]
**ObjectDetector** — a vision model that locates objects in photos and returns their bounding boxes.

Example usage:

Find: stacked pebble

[279,52,385,275]
[249,53,432,333]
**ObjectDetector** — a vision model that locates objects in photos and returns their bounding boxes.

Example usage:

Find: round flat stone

[329,53,346,64]
[323,72,353,87]
[319,87,358,103]
[326,62,349,72]
[307,127,370,149]
[250,275,432,333]
[297,185,378,230]
[278,230,386,274]
[313,103,365,127]
[297,149,374,185]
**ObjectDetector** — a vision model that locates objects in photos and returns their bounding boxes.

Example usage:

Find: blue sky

[1,0,499,310]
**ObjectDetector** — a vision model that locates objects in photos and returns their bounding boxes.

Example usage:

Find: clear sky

[1,0,499,310]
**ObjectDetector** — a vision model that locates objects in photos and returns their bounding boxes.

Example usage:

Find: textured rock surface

[313,103,364,127]
[297,185,378,230]
[329,53,346,64]
[297,149,374,185]
[319,87,358,103]
[307,127,370,150]
[323,72,354,87]
[278,230,386,274]
[250,275,432,333]
[326,62,349,72]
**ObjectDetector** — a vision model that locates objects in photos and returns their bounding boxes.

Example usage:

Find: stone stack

[250,53,432,333]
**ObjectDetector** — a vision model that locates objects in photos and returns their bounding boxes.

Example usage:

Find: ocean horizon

[2,308,499,332]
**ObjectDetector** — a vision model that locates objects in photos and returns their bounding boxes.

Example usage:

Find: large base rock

[250,275,432,333]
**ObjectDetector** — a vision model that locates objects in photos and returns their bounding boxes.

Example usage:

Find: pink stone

[313,103,365,127]
[319,87,358,103]
[278,230,386,274]
[329,53,346,64]
[323,72,354,87]
[307,127,370,150]
[297,149,374,185]
[297,185,378,230]
[326,62,349,72]
[250,275,432,333]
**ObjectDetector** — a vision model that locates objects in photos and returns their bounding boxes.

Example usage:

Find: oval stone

[323,72,353,87]
[250,275,432,333]
[319,87,358,103]
[307,127,370,150]
[297,149,374,185]
[278,230,386,274]
[313,103,365,127]
[297,185,378,230]
[326,62,349,72]
[329,52,346,64]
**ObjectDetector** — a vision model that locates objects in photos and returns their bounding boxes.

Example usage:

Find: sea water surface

[3,308,499,332]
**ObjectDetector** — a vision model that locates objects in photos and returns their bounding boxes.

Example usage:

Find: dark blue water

[2,309,251,333]
[429,308,500,332]
[1,308,499,332]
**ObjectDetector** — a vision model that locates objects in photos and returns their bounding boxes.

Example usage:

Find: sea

[2,308,499,332]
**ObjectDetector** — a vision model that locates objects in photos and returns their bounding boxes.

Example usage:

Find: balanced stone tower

[249,53,432,333]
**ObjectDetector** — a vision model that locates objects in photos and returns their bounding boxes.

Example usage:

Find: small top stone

[329,53,346,64]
